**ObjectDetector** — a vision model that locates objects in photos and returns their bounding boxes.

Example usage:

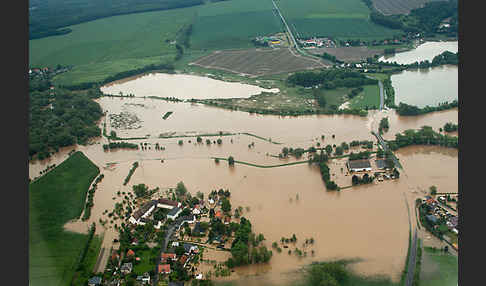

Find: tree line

[387,126,458,150]
[287,68,378,89]
[396,100,458,116]
[29,81,103,160]
[29,0,204,39]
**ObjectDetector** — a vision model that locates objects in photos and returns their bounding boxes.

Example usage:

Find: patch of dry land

[190,48,327,77]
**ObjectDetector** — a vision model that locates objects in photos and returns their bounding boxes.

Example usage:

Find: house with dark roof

[167,207,183,220]
[347,159,372,172]
[183,243,198,254]
[168,282,185,286]
[88,276,102,286]
[193,222,202,235]
[129,201,157,225]
[375,159,392,170]
[157,198,180,209]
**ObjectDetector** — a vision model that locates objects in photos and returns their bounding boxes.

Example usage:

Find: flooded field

[391,65,457,107]
[29,72,459,284]
[379,41,458,65]
[100,73,279,100]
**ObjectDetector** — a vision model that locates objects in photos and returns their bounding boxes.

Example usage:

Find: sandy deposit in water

[100,73,279,100]
[379,41,458,65]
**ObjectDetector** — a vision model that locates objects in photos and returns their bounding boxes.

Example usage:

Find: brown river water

[29,75,458,284]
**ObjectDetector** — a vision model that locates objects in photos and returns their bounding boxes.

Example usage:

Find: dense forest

[29,0,204,39]
[287,69,378,88]
[29,80,103,160]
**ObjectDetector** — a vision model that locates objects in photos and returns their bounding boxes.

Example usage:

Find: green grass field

[190,0,284,50]
[348,84,380,109]
[29,151,100,286]
[277,0,401,40]
[420,247,458,286]
[30,7,198,84]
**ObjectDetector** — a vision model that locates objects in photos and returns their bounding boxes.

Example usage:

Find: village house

[192,204,201,215]
[120,262,133,274]
[167,207,183,220]
[347,159,372,172]
[375,159,392,170]
[129,201,157,225]
[157,198,180,209]
[136,272,150,284]
[215,210,223,219]
[159,264,171,274]
[126,249,135,258]
[161,253,177,263]
[183,243,199,255]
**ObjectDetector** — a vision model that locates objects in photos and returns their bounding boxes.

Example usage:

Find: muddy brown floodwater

[29,80,458,284]
[379,41,458,65]
[100,73,279,100]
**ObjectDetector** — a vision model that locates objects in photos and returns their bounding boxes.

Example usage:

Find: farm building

[167,207,182,220]
[157,198,180,209]
[375,159,392,170]
[347,159,372,172]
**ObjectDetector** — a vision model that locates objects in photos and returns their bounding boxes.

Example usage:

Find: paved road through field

[406,228,418,286]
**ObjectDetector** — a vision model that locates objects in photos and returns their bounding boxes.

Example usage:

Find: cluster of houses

[299,37,335,48]
[158,242,201,278]
[29,65,70,78]
[421,196,459,250]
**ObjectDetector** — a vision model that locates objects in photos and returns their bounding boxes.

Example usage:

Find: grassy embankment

[29,151,101,286]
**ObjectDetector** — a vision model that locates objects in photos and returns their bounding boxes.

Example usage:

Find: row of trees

[123,162,139,185]
[387,126,458,150]
[396,100,458,116]
[102,142,139,151]
[287,68,378,89]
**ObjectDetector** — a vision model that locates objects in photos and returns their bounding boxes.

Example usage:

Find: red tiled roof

[127,249,135,256]
[158,198,179,207]
[161,253,176,261]
[158,264,171,274]
[215,211,222,218]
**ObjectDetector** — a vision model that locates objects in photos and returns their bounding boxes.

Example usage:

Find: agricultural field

[190,47,327,76]
[30,7,198,84]
[276,0,402,40]
[371,0,439,15]
[190,0,284,50]
[419,247,458,286]
[348,84,381,109]
[29,151,100,286]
